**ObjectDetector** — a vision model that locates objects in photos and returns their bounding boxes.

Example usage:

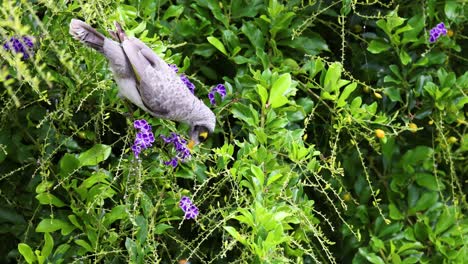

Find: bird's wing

[120,38,174,117]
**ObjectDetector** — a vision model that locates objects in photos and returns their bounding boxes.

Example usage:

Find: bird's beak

[187,139,196,150]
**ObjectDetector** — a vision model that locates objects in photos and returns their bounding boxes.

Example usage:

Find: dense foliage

[0,0,466,263]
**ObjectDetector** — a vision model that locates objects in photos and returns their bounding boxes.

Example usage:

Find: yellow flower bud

[375,129,385,139]
[343,193,352,202]
[448,136,458,144]
[409,123,418,132]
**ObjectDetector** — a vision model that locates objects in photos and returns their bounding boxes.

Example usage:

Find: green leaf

[337,82,357,107]
[384,87,402,102]
[130,21,146,35]
[222,29,241,54]
[35,193,66,207]
[193,43,217,58]
[255,84,268,106]
[368,40,391,54]
[207,36,228,56]
[36,218,75,235]
[358,248,385,264]
[389,203,404,220]
[35,181,54,193]
[444,1,458,21]
[279,35,329,56]
[224,226,246,244]
[269,73,291,108]
[324,63,342,92]
[350,97,362,110]
[134,215,147,244]
[154,223,173,234]
[59,153,80,177]
[79,171,109,190]
[414,173,441,191]
[18,243,36,264]
[163,5,184,20]
[103,205,128,227]
[409,192,438,213]
[75,239,93,252]
[241,22,265,49]
[78,144,111,167]
[68,215,82,230]
[251,165,265,187]
[399,50,411,65]
[0,207,26,224]
[273,211,291,222]
[125,237,137,262]
[267,172,283,186]
[232,103,258,127]
[231,0,263,18]
[41,232,54,258]
[435,207,456,235]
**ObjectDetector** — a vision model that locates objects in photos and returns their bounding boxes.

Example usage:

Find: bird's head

[187,98,216,150]
[188,125,211,150]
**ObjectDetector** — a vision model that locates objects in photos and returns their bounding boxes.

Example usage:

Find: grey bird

[69,19,215,148]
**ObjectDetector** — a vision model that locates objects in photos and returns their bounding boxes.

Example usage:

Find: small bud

[447,29,454,37]
[375,129,385,139]
[343,193,352,202]
[409,123,418,132]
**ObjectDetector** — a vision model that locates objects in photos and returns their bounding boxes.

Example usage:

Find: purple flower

[131,119,155,158]
[180,75,195,94]
[179,196,192,211]
[184,205,199,219]
[178,196,199,220]
[429,22,447,43]
[160,132,191,167]
[208,84,226,105]
[3,36,34,60]
[164,157,178,167]
[134,119,148,130]
[168,64,179,73]
[167,63,196,93]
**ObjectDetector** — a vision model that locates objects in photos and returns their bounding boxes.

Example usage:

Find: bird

[69,19,215,148]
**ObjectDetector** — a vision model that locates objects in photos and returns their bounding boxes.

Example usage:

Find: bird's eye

[198,131,208,142]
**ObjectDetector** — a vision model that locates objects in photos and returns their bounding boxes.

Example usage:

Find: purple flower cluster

[160,132,191,167]
[3,36,34,59]
[131,119,155,158]
[180,75,195,94]
[179,196,199,220]
[208,84,227,105]
[429,22,447,43]
[168,63,179,73]
[168,63,195,94]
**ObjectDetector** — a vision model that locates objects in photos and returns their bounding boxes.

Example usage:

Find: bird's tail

[69,19,106,52]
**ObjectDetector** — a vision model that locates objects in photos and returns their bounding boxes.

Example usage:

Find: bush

[1,0,466,263]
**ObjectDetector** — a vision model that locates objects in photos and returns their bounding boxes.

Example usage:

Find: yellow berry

[428,120,434,125]
[375,129,385,139]
[374,92,382,99]
[409,123,418,132]
[447,29,454,37]
[448,136,458,144]
[343,193,352,202]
